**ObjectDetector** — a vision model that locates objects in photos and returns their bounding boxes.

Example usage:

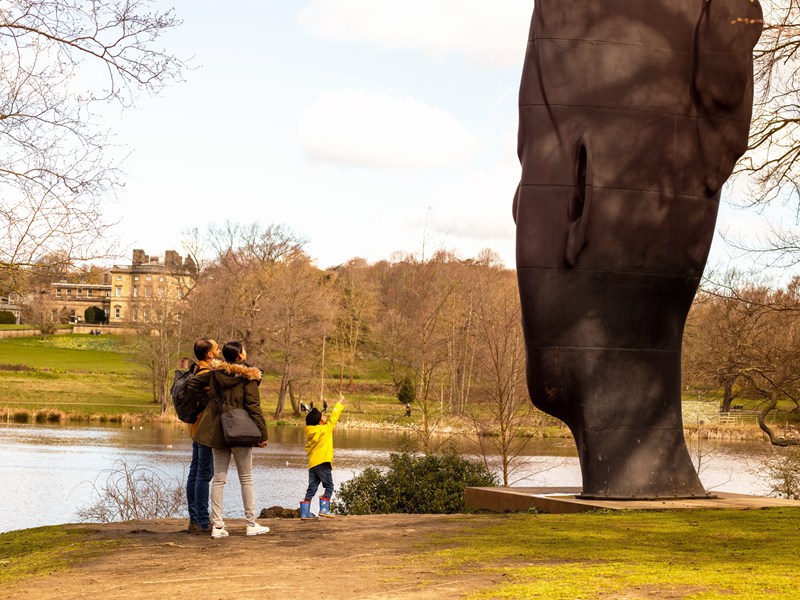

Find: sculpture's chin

[524,343,707,498]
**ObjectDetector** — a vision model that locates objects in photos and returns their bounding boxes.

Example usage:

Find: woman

[194,340,269,538]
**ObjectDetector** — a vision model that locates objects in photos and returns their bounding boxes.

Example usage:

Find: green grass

[0,335,139,372]
[422,509,800,599]
[0,371,154,414]
[0,526,117,585]
[0,335,153,415]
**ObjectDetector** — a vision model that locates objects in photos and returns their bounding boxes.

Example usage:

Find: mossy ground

[0,526,117,586]
[425,508,800,599]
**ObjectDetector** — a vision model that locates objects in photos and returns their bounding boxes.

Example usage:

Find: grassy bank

[0,334,783,442]
[0,335,154,419]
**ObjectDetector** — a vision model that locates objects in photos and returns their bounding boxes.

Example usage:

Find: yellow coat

[305,402,344,469]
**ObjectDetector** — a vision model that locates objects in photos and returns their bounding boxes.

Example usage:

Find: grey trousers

[210,446,255,528]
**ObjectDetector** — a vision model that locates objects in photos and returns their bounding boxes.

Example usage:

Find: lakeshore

[0,333,794,444]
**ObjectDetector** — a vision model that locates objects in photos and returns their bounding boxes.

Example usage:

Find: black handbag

[209,370,263,447]
[219,406,262,447]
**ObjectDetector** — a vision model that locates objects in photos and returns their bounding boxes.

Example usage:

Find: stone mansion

[50,249,193,324]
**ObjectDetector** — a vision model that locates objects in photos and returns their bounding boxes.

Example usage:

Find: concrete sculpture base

[464,487,800,514]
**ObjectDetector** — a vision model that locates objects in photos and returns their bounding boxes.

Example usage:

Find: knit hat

[306,407,322,426]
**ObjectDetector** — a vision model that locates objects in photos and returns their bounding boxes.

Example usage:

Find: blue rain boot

[300,500,317,520]
[319,496,335,518]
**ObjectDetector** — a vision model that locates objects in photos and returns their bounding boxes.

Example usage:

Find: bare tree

[683,271,773,412]
[467,252,535,486]
[441,258,479,417]
[741,282,800,446]
[760,446,800,498]
[21,289,65,339]
[130,291,188,413]
[688,273,800,446]
[739,2,800,206]
[267,254,335,418]
[76,460,184,523]
[374,251,457,451]
[0,0,184,286]
[330,258,376,392]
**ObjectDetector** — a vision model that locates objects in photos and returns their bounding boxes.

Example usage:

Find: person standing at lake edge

[193,341,270,538]
[300,394,345,519]
[182,337,220,534]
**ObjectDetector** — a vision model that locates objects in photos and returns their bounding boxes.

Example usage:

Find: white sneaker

[246,523,270,536]
[211,526,229,539]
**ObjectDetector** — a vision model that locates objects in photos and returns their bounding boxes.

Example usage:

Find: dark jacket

[193,359,268,448]
[185,360,213,438]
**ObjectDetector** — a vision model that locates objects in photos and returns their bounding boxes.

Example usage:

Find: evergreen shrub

[335,450,498,515]
[0,310,16,324]
[397,376,415,404]
[84,306,105,323]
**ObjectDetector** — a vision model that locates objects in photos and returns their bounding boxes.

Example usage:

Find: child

[300,394,345,519]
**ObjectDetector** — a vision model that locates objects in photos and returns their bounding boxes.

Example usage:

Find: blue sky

[101,0,776,273]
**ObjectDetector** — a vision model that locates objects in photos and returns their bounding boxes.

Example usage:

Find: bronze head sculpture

[514,0,763,498]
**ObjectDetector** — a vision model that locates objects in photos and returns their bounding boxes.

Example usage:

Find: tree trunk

[758,394,799,447]
[289,381,300,415]
[720,383,737,413]
[274,357,292,418]
[274,375,288,419]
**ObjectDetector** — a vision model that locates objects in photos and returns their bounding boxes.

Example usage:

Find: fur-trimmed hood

[194,358,268,448]
[209,359,262,388]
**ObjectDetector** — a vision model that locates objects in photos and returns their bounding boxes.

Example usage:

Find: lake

[0,422,774,533]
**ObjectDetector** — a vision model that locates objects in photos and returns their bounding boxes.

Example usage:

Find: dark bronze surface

[514,0,762,498]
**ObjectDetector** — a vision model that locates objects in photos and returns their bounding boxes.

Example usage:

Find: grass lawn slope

[0,335,152,418]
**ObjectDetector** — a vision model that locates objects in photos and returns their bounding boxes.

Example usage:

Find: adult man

[184,337,220,533]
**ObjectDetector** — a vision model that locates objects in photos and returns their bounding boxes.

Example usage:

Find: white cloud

[298,89,479,168]
[388,158,520,265]
[432,159,519,238]
[297,0,532,68]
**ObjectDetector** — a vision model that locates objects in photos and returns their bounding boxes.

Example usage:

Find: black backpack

[171,367,199,423]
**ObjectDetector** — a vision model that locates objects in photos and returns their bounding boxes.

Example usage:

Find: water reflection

[0,423,773,534]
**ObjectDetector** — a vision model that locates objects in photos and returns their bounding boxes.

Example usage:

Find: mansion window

[114,287,122,297]
[114,306,121,319]
[133,286,139,298]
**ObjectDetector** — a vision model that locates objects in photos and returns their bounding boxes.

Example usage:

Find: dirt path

[5,515,502,600]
